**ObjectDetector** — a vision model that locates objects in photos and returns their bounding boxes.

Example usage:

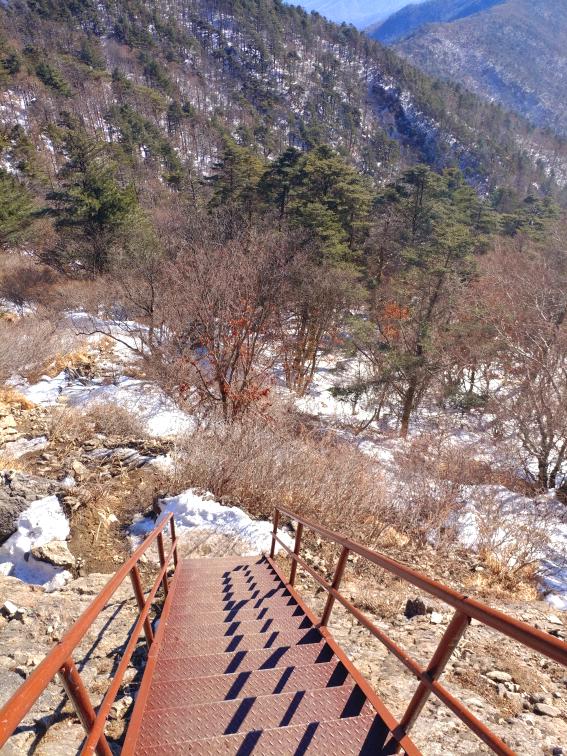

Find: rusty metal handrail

[0,513,178,754]
[270,506,567,756]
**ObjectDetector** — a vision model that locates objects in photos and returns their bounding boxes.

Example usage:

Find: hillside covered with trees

[368,0,567,139]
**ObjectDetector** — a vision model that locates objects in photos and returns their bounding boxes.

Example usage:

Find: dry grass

[48,401,147,444]
[84,401,146,439]
[0,255,61,312]
[0,313,79,383]
[174,402,393,547]
[44,347,92,378]
[0,387,35,410]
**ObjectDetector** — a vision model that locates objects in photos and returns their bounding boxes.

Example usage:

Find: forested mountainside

[370,0,567,139]
[1,0,567,203]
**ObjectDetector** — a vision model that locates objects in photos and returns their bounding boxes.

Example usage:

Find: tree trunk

[400,375,418,439]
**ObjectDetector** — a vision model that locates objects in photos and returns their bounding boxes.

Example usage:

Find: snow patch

[131,489,293,556]
[15,372,193,438]
[0,495,72,591]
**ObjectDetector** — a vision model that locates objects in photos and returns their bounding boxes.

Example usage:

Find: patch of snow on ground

[454,485,567,611]
[0,495,72,591]
[17,372,67,405]
[14,373,193,437]
[131,489,293,556]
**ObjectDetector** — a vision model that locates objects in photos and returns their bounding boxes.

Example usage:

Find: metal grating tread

[159,627,323,657]
[166,601,306,626]
[159,615,313,641]
[172,585,292,607]
[143,660,350,711]
[174,575,286,593]
[133,714,389,755]
[137,684,370,745]
[152,640,337,681]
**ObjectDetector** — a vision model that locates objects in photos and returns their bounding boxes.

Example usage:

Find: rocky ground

[1,364,567,755]
[0,571,157,755]
[274,548,567,756]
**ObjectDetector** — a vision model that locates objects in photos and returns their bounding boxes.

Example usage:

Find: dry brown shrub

[173,399,391,547]
[0,314,79,383]
[44,347,92,378]
[0,257,61,312]
[48,406,94,445]
[84,401,146,439]
[48,401,147,443]
[0,387,35,410]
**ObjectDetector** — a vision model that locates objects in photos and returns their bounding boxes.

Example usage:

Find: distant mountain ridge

[366,0,505,44]
[366,0,567,137]
[286,0,425,28]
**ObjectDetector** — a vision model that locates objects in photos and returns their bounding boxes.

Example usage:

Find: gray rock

[31,541,75,569]
[534,702,562,717]
[486,670,513,683]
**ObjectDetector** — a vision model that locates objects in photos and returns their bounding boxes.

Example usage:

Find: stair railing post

[269,509,280,559]
[289,523,303,587]
[321,545,349,627]
[58,657,113,756]
[129,564,154,648]
[157,532,169,597]
[394,609,471,748]
[170,517,178,567]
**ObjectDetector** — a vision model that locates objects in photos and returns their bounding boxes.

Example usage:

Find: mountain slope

[0,0,566,199]
[368,0,567,137]
[366,0,505,44]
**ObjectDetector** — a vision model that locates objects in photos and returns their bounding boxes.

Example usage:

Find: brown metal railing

[0,514,178,756]
[269,506,567,756]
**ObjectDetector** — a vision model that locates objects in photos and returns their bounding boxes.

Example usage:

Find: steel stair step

[176,568,282,583]
[133,714,387,756]
[166,599,305,626]
[152,640,336,681]
[159,627,323,657]
[177,556,267,571]
[143,660,351,711]
[172,585,291,607]
[176,564,275,581]
[137,684,370,745]
[159,615,313,641]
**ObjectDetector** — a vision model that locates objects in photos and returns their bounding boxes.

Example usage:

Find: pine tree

[0,169,34,249]
[46,127,136,275]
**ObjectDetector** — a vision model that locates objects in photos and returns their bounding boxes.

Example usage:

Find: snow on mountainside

[371,0,567,138]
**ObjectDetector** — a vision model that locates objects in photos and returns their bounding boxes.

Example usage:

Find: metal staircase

[122,555,393,755]
[1,508,566,756]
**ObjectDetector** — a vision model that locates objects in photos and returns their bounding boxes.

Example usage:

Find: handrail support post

[289,522,303,587]
[321,545,350,626]
[58,657,113,756]
[129,564,154,648]
[170,517,178,567]
[157,532,169,597]
[270,509,280,560]
[395,609,471,748]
